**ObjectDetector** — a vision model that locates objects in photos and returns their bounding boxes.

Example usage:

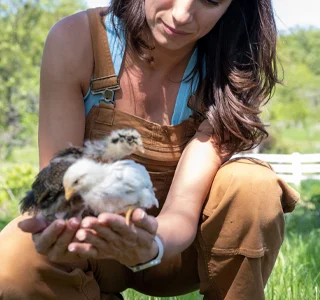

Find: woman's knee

[0,217,127,299]
[204,158,284,217]
[196,159,293,298]
[0,216,40,297]
[200,158,287,256]
[0,216,80,299]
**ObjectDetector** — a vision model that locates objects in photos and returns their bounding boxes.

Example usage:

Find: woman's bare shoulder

[48,10,91,48]
[38,11,94,167]
[43,11,93,88]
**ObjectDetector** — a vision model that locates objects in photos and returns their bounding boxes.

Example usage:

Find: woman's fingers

[83,212,155,248]
[48,218,80,258]
[65,212,159,264]
[68,241,99,259]
[72,230,110,258]
[97,213,137,241]
[32,219,66,254]
[31,218,80,262]
[18,216,49,234]
[81,215,125,243]
[19,211,158,265]
[131,209,158,235]
[83,223,120,244]
[95,211,157,248]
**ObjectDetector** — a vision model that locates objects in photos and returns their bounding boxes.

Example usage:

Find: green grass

[265,229,320,300]
[122,290,202,299]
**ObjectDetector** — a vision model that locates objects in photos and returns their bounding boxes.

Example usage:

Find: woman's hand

[68,208,159,267]
[18,216,84,263]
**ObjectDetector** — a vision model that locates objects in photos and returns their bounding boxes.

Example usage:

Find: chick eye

[74,179,79,185]
[111,138,119,143]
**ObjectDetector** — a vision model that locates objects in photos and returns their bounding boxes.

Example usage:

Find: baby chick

[63,158,159,225]
[20,129,144,221]
[83,129,144,162]
[20,153,85,221]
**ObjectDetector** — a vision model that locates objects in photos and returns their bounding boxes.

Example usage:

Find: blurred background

[0,1,319,299]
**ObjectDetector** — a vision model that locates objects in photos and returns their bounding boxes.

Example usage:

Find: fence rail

[233,153,320,186]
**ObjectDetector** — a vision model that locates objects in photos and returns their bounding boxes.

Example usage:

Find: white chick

[63,158,158,225]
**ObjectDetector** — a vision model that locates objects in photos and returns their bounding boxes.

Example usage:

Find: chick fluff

[63,158,159,225]
[20,129,145,221]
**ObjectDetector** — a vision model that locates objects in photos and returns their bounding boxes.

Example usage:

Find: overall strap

[187,86,207,119]
[86,7,120,100]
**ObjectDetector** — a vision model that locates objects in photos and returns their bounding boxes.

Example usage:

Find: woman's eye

[205,0,220,6]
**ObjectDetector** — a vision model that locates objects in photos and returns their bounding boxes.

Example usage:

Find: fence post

[292,152,302,186]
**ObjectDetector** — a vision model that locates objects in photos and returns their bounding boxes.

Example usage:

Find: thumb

[132,209,158,235]
[18,216,49,233]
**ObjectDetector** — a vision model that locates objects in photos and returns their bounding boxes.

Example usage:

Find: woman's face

[145,0,232,52]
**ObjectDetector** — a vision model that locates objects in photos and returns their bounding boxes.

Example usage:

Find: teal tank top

[84,13,200,125]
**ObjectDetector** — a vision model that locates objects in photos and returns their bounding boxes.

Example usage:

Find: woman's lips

[162,21,191,36]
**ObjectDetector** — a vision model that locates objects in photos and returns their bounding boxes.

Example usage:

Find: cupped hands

[18,209,159,266]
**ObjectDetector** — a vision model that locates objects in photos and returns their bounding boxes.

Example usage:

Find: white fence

[234,153,320,186]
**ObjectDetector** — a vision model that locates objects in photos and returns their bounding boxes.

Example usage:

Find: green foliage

[300,179,320,201]
[284,180,320,239]
[0,163,37,219]
[279,28,320,76]
[0,0,86,159]
[262,28,320,154]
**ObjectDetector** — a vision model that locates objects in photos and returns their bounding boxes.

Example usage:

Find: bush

[285,179,320,234]
[0,163,37,220]
[300,179,320,205]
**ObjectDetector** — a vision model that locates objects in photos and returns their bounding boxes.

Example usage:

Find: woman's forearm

[154,122,226,260]
[156,211,198,260]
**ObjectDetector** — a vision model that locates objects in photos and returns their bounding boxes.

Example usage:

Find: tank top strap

[86,7,120,101]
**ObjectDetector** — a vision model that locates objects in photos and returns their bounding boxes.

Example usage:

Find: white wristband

[127,236,164,272]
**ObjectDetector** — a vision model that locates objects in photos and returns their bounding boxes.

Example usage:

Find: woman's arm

[19,11,96,263]
[155,120,226,260]
[38,11,93,169]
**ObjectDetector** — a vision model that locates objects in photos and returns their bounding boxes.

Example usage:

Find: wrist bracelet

[127,236,164,272]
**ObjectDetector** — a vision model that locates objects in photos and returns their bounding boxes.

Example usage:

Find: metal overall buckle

[90,75,120,103]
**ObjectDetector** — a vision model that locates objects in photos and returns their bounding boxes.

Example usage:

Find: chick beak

[64,186,75,201]
[137,144,145,154]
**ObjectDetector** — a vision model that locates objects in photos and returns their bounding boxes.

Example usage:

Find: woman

[0,0,299,299]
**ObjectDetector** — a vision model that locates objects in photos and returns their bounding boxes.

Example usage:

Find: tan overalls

[0,8,299,300]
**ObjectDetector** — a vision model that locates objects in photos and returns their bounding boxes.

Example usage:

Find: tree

[0,0,86,159]
[261,27,320,153]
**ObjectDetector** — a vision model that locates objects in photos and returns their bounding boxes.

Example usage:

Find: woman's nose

[171,0,194,24]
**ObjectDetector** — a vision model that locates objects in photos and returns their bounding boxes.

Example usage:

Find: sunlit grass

[265,230,320,300]
[122,290,202,300]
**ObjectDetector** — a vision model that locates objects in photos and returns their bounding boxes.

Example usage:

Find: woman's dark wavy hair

[103,0,280,154]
